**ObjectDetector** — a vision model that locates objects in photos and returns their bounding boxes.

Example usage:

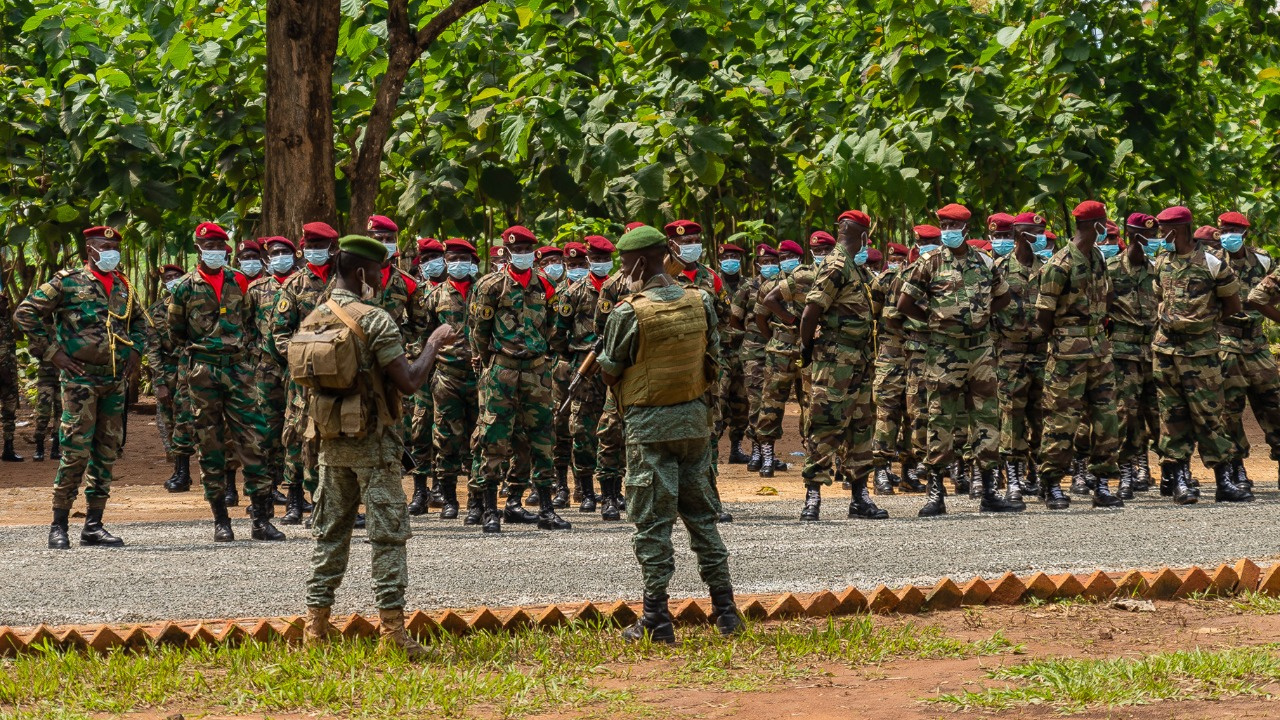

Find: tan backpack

[287,299,372,394]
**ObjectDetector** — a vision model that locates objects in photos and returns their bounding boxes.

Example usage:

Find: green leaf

[670,27,709,54]
[996,25,1024,48]
[688,125,733,155]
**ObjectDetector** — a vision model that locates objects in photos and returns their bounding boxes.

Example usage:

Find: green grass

[935,645,1280,713]
[1228,591,1280,616]
[0,617,1017,720]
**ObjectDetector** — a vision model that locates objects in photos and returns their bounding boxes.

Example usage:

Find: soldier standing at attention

[32,357,62,461]
[538,244,574,508]
[896,204,1018,516]
[754,239,811,478]
[301,234,454,660]
[17,225,150,549]
[406,237,446,515]
[248,237,300,516]
[716,242,752,464]
[236,240,264,282]
[1151,205,1251,504]
[148,264,186,489]
[0,289,24,462]
[797,210,885,521]
[469,225,572,534]
[1108,214,1161,495]
[732,243,777,472]
[597,224,741,644]
[870,239,911,494]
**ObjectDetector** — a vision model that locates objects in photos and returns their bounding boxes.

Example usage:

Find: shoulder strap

[325,299,368,344]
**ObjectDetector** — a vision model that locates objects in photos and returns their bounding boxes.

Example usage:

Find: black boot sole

[80,536,125,547]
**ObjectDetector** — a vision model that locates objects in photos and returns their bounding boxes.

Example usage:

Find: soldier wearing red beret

[1107,213,1160,494]
[728,243,778,478]
[142,261,189,491]
[235,239,264,281]
[755,236,814,483]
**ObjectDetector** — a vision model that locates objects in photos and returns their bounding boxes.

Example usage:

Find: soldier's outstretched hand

[427,323,459,349]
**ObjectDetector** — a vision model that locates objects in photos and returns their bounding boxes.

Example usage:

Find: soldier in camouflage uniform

[170,223,285,542]
[468,225,571,534]
[1243,251,1280,490]
[1151,205,1252,504]
[33,358,62,461]
[1211,211,1280,493]
[797,211,884,521]
[148,264,187,490]
[247,237,300,517]
[302,234,454,661]
[870,241,911,494]
[0,292,23,462]
[897,204,1018,516]
[406,236,446,514]
[730,243,777,471]
[1033,202,1123,510]
[716,243,752,464]
[596,224,741,644]
[536,244,573,507]
[1108,213,1161,494]
[755,239,815,478]
[16,225,151,549]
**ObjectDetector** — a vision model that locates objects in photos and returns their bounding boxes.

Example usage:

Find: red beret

[366,215,398,233]
[887,242,910,255]
[1193,225,1220,242]
[535,245,563,260]
[664,220,701,237]
[585,235,616,254]
[1071,201,1107,222]
[809,231,836,247]
[417,238,444,254]
[936,204,971,222]
[301,222,339,241]
[262,236,295,252]
[986,213,1015,233]
[194,222,228,242]
[966,239,992,252]
[837,210,871,227]
[237,239,262,254]
[82,225,119,240]
[719,243,745,255]
[160,263,184,275]
[563,242,588,258]
[1125,213,1157,230]
[756,243,778,258]
[1157,205,1193,225]
[912,224,942,241]
[1045,230,1058,240]
[490,246,505,258]
[865,248,883,263]
[1218,211,1250,228]
[501,225,536,244]
[625,222,645,232]
[778,240,804,256]
[1105,220,1120,238]
[1011,212,1045,225]
[445,238,476,254]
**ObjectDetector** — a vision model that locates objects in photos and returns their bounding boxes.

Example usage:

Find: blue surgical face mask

[422,257,445,278]
[269,254,294,275]
[678,243,703,263]
[813,253,829,265]
[566,267,589,283]
[1099,244,1120,260]
[469,262,479,278]
[1035,248,1053,260]
[1031,234,1048,253]
[590,261,613,277]
[991,239,1014,256]
[760,264,780,279]
[447,260,471,280]
[543,263,565,281]
[93,249,121,272]
[509,251,535,271]
[917,243,940,256]
[201,249,227,270]
[940,229,965,248]
[720,259,741,275]
[303,247,330,265]
[239,259,262,277]
[853,249,868,265]
[384,242,398,260]
[164,278,181,293]
[1095,224,1109,244]
[1221,233,1244,253]
[779,258,801,274]
[1144,240,1163,257]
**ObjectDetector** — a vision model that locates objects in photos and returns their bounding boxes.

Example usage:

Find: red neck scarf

[682,269,697,284]
[198,266,226,302]
[449,279,471,298]
[589,273,607,293]
[507,265,532,289]
[88,266,114,296]
[308,263,330,283]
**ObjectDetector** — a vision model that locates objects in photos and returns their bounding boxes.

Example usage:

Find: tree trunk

[262,0,340,236]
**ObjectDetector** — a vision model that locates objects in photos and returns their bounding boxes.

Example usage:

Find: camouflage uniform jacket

[1246,261,1280,310]
[880,259,929,352]
[468,267,556,366]
[15,266,151,376]
[1152,247,1239,358]
[552,275,605,358]
[168,269,253,358]
[720,275,745,351]
[758,265,818,351]
[1105,252,1157,361]
[730,274,768,354]
[376,266,427,340]
[422,279,473,369]
[675,263,728,333]
[806,243,875,344]
[144,292,179,378]
[271,264,335,361]
[1035,243,1111,360]
[246,273,286,365]
[593,273,631,339]
[992,252,1044,347]
[901,248,1008,343]
[1215,246,1272,355]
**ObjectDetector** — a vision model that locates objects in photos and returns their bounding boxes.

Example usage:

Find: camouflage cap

[338,234,387,263]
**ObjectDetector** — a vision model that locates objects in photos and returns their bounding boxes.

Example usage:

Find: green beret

[338,234,387,263]
[616,225,667,252]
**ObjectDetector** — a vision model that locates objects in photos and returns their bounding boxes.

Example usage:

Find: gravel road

[2,490,1277,626]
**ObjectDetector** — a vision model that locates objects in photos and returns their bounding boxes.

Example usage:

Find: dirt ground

[1,400,1276,526]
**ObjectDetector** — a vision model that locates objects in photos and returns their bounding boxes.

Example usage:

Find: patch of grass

[935,644,1280,713]
[1228,591,1280,616]
[0,617,1017,720]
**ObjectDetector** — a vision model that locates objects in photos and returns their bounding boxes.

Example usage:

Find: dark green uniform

[1107,252,1158,467]
[246,273,290,484]
[422,279,478,485]
[1216,247,1280,462]
[144,293,180,456]
[553,274,608,489]
[272,264,335,491]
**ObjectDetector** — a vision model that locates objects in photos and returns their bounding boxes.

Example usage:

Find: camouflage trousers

[476,358,555,489]
[625,435,730,597]
[1113,356,1158,463]
[742,343,766,441]
[1039,353,1120,481]
[254,358,287,482]
[187,359,272,502]
[283,381,321,492]
[756,342,807,441]
[872,340,909,466]
[0,345,19,442]
[922,340,998,470]
[408,382,435,480]
[431,365,479,478]
[997,347,1045,461]
[35,359,62,440]
[568,355,606,480]
[552,358,574,473]
[306,461,410,610]
[803,339,875,484]
[154,369,179,457]
[905,344,929,463]
[1154,351,1232,467]
[595,393,625,485]
[1220,348,1280,461]
[718,344,749,441]
[170,362,197,457]
[53,374,127,511]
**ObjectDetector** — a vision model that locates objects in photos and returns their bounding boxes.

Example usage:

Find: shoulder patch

[1204,250,1223,278]
[558,301,573,317]
[598,299,613,315]
[479,305,494,320]
[276,297,291,314]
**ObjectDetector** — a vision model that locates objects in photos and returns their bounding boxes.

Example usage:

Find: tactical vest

[617,289,710,408]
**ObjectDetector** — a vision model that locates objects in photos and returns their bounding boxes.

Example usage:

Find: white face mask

[590,261,613,277]
[201,249,228,270]
[93,249,121,272]
[677,243,703,263]
[509,252,535,271]
[447,260,471,280]
[239,259,262,277]
[269,254,295,275]
[543,263,565,281]
[303,247,330,265]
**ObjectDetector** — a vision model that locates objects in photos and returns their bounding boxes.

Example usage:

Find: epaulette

[978,252,993,269]
[1204,250,1223,278]
[1256,251,1272,273]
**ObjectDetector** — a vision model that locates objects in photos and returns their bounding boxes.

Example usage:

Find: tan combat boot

[378,608,431,661]
[304,606,338,645]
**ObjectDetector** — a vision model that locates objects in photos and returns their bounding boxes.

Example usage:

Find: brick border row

[3,558,1277,656]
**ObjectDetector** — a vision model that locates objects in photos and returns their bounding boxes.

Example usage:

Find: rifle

[556,337,605,419]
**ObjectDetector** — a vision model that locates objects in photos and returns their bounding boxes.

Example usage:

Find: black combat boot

[948,462,969,496]
[281,484,304,525]
[536,485,572,531]
[728,435,751,464]
[251,494,286,541]
[2,439,22,462]
[746,440,762,472]
[759,441,776,478]
[709,587,744,636]
[33,435,45,462]
[1004,462,1025,507]
[978,469,1024,512]
[50,435,61,459]
[482,485,502,534]
[503,490,539,524]
[1023,461,1041,497]
[164,455,191,493]
[900,462,926,492]
[709,474,732,523]
[1069,457,1090,496]
[622,594,676,644]
[872,465,895,495]
[799,482,822,521]
[1172,460,1198,506]
[1092,474,1123,508]
[439,475,459,520]
[211,499,234,542]
[1159,459,1176,497]
[428,476,445,509]
[601,478,622,521]
[48,508,70,550]
[1044,475,1071,511]
[849,474,889,519]
[968,463,983,499]
[80,507,124,546]
[1232,459,1253,493]
[577,471,597,513]
[1214,462,1254,503]
[552,467,570,509]
[1132,454,1151,492]
[407,474,429,516]
[271,484,288,504]
[918,470,947,517]
[464,486,483,526]
[1117,462,1134,500]
[353,512,366,529]
[224,469,239,507]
